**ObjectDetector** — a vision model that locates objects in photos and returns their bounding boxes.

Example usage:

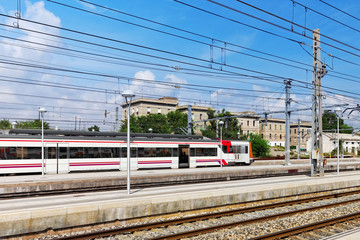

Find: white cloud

[77,0,96,10]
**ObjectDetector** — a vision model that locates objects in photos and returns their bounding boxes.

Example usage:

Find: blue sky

[0,0,359,131]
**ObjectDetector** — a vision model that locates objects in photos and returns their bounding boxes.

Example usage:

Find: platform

[1,158,360,195]
[2,165,360,237]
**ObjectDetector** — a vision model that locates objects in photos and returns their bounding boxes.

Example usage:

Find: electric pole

[187,105,192,135]
[285,79,292,166]
[311,28,327,177]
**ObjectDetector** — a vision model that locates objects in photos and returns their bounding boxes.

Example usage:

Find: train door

[178,145,190,168]
[45,143,69,174]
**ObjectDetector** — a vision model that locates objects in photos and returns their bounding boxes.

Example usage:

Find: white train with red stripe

[0,129,253,174]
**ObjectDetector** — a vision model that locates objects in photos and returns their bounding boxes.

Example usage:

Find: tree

[201,109,242,139]
[88,125,100,132]
[249,133,271,157]
[323,110,352,134]
[167,110,188,134]
[0,119,12,129]
[16,119,50,129]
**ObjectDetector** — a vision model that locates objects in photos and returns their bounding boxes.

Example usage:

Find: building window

[158,108,161,114]
[275,125,277,130]
[294,129,297,134]
[147,107,151,114]
[269,134,272,139]
[200,114,203,120]
[280,134,282,139]
[136,108,139,115]
[261,124,264,130]
[131,108,135,114]
[274,134,277,140]
[261,134,264,138]
[247,121,249,126]
[253,121,255,127]
[270,124,272,130]
[290,129,292,134]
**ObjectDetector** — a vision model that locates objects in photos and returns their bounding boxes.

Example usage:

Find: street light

[219,120,224,168]
[148,128,153,133]
[122,90,135,194]
[38,107,47,178]
[334,107,342,175]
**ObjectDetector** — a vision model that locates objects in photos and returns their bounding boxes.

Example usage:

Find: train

[0,129,253,174]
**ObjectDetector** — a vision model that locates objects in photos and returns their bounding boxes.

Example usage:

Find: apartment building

[259,117,286,146]
[122,96,178,118]
[290,121,312,151]
[235,111,260,135]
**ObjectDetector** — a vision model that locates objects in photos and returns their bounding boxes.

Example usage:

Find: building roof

[122,97,178,108]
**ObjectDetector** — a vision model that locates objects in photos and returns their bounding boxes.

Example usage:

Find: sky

[0,0,359,131]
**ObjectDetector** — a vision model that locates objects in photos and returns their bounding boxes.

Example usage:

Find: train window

[59,147,68,159]
[172,148,178,157]
[0,147,18,159]
[232,146,241,153]
[245,146,248,154]
[190,148,195,156]
[121,147,127,158]
[157,148,171,157]
[70,147,84,158]
[229,146,233,153]
[131,147,137,158]
[100,148,114,158]
[222,146,228,153]
[23,147,41,159]
[46,147,57,159]
[144,148,156,157]
[137,148,145,157]
[195,148,217,156]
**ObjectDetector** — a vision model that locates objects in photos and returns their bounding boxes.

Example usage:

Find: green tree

[16,119,50,129]
[88,125,100,131]
[201,109,242,139]
[120,115,142,133]
[0,119,12,129]
[249,133,271,157]
[323,110,352,134]
[167,110,188,134]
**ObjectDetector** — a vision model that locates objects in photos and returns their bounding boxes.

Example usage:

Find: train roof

[5,129,216,142]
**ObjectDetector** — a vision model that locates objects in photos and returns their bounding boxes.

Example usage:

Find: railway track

[42,188,360,240]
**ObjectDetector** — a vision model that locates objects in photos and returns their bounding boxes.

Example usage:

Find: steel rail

[248,212,360,240]
[53,189,360,240]
[147,198,360,240]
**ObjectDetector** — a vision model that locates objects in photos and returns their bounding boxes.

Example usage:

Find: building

[309,133,360,156]
[290,121,312,151]
[235,111,260,136]
[121,96,178,118]
[259,117,286,147]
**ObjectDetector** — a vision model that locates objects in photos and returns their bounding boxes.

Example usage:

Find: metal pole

[285,79,292,166]
[337,115,340,175]
[187,105,192,135]
[41,113,44,178]
[297,119,300,160]
[220,125,223,168]
[126,98,131,194]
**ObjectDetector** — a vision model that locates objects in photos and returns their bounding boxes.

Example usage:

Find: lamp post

[38,107,47,178]
[148,128,152,134]
[334,108,342,175]
[122,90,135,194]
[219,121,224,168]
